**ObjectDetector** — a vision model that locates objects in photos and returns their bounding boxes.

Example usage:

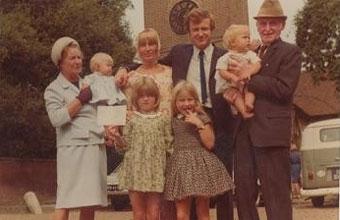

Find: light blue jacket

[44,73,105,147]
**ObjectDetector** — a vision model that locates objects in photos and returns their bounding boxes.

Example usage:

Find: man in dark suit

[159,8,236,220]
[226,1,302,220]
[116,8,236,220]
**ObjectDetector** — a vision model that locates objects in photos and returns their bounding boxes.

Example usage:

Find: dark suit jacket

[160,43,236,133]
[247,38,302,147]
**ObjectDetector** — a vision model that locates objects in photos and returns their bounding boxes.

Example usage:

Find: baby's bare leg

[233,92,254,119]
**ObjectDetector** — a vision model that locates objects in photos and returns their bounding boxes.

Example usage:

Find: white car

[106,150,130,210]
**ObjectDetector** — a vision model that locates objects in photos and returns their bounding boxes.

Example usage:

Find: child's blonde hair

[89,52,113,72]
[135,28,161,59]
[131,77,160,112]
[171,80,203,116]
[222,24,249,49]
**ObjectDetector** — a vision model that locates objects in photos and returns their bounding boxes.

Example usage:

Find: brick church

[143,0,249,55]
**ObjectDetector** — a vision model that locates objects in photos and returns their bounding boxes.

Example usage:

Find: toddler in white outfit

[85,52,126,106]
[215,25,261,118]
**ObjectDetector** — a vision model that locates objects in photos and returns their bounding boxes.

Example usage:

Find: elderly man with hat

[45,37,114,220]
[226,0,302,219]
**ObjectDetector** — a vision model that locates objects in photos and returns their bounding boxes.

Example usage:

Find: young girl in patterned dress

[164,81,234,220]
[117,77,173,220]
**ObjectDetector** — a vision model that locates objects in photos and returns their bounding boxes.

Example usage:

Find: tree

[0,78,56,158]
[0,0,135,89]
[0,0,135,158]
[295,0,340,92]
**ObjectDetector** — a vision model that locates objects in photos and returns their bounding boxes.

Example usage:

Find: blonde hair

[222,24,249,49]
[89,52,113,72]
[130,77,160,112]
[135,28,161,59]
[171,80,203,116]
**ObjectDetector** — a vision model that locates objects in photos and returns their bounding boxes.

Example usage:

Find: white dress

[215,50,260,93]
[84,72,126,105]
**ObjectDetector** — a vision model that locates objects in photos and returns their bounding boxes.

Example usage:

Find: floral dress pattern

[118,111,173,192]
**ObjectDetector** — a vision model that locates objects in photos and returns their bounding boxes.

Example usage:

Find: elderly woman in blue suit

[44,37,111,220]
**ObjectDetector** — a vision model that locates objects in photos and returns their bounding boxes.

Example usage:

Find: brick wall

[144,0,249,54]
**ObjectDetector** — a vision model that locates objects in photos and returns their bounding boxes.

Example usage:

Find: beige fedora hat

[254,0,287,20]
[51,36,80,66]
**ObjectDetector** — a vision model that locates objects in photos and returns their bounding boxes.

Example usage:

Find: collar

[176,112,198,119]
[176,114,185,120]
[92,72,113,80]
[93,71,107,77]
[193,43,214,61]
[262,38,282,48]
[57,72,82,90]
[133,111,161,118]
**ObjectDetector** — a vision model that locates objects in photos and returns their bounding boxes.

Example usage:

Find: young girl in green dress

[117,77,173,220]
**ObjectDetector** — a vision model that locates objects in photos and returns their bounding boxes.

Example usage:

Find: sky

[125,0,306,44]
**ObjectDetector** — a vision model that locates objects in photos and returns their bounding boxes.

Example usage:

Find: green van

[300,118,340,207]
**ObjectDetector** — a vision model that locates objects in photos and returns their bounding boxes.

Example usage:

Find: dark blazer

[247,38,302,147]
[160,43,236,133]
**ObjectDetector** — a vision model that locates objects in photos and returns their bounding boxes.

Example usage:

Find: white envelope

[97,105,127,126]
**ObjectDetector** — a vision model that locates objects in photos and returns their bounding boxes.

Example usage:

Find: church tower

[143,0,249,54]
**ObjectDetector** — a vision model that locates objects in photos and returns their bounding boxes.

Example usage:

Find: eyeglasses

[257,20,283,28]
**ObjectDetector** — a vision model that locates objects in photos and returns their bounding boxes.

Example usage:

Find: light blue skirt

[56,144,108,208]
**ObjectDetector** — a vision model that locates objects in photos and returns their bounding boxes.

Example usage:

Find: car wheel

[311,196,324,207]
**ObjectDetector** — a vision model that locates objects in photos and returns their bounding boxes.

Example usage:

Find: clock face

[169,0,198,35]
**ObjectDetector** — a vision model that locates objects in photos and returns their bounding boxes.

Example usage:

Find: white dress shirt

[186,44,214,108]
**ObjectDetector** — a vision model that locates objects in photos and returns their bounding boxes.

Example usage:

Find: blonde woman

[123,28,173,116]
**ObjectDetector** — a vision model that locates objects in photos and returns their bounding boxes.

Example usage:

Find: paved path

[0,198,338,220]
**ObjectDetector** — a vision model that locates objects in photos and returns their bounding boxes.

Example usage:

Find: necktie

[258,45,268,59]
[199,50,207,104]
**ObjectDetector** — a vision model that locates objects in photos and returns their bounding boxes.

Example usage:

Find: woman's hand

[115,68,129,88]
[68,85,92,118]
[104,126,116,147]
[76,86,92,105]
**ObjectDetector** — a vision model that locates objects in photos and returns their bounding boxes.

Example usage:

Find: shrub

[0,0,135,158]
[0,77,56,158]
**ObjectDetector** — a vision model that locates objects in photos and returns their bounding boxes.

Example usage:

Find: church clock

[169,0,198,35]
